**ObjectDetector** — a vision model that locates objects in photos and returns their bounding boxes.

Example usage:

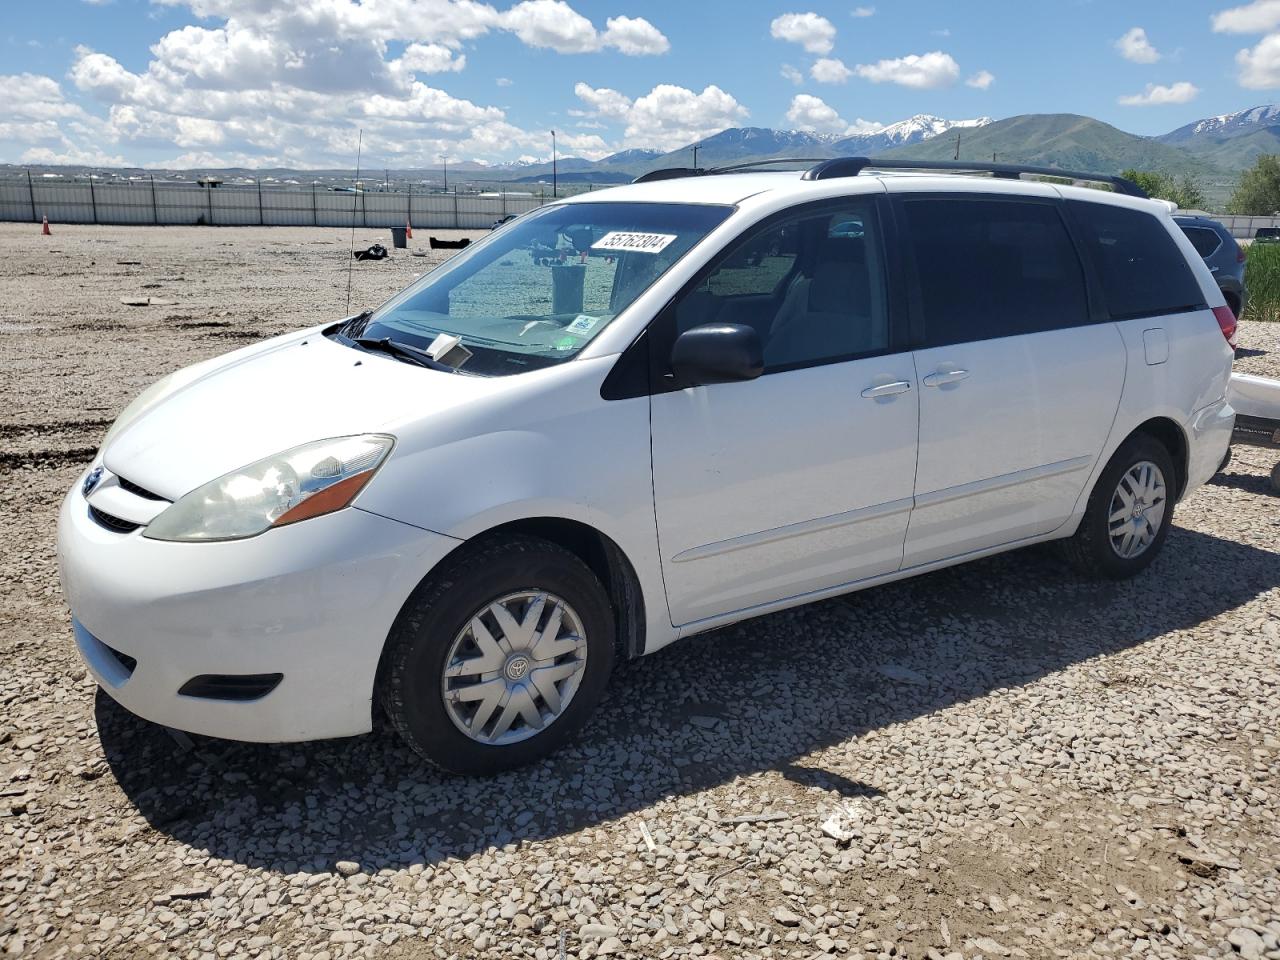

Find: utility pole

[439,154,448,192]
[551,130,558,199]
[692,144,699,169]
[954,130,961,161]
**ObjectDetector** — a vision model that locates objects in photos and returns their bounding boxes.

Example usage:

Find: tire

[1062,433,1176,580]
[379,535,615,775]
[1271,460,1280,495]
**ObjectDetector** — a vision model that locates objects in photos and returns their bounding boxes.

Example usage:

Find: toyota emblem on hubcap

[505,655,530,681]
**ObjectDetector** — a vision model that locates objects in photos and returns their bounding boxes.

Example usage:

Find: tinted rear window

[902,197,1089,347]
[1178,224,1222,258]
[1070,201,1205,320]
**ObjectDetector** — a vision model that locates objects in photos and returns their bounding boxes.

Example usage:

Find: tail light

[1237,246,1247,263]
[1213,304,1238,348]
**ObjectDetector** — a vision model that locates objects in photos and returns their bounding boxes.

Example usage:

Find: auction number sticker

[591,231,677,254]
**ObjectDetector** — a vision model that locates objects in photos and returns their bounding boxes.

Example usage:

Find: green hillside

[884,114,1217,175]
[1174,126,1280,172]
[881,113,1235,208]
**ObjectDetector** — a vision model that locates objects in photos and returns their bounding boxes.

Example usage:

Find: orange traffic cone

[405,219,413,240]
[41,215,50,236]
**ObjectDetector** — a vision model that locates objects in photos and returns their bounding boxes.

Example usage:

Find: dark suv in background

[1176,215,1247,318]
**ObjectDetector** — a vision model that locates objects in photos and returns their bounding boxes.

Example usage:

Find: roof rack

[633,155,1148,198]
[632,157,830,184]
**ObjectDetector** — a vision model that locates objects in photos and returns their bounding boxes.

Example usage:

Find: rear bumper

[58,472,460,742]
[1185,397,1235,495]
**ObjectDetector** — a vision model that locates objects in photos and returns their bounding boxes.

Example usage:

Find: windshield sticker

[591,231,677,254]
[565,314,600,336]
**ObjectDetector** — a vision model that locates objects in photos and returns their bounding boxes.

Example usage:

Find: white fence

[1210,214,1280,241]
[0,178,549,229]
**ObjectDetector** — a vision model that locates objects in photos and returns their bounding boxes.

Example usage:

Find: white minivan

[58,159,1237,773]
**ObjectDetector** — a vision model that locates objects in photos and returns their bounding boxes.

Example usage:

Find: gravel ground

[1,223,1278,960]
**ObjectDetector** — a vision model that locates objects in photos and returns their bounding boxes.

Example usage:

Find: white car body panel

[650,354,918,626]
[56,168,1237,744]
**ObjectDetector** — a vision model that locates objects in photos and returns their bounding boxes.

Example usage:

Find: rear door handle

[923,369,970,387]
[860,380,912,399]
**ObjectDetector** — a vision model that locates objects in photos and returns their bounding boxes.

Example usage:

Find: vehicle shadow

[95,526,1280,876]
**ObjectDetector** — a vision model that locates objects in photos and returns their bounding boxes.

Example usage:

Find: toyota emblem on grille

[82,465,104,497]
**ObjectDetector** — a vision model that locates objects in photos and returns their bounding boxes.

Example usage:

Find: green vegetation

[1119,169,1206,209]
[1228,155,1280,215]
[1245,240,1280,322]
[885,114,1224,181]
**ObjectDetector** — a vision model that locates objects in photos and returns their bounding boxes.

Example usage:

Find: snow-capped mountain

[835,114,993,154]
[1159,104,1280,144]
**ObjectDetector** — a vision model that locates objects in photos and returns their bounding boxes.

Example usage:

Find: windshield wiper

[351,336,460,373]
[340,309,374,339]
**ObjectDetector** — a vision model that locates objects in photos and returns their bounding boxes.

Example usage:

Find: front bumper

[57,471,460,742]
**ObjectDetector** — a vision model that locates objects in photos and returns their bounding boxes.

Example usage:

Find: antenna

[344,128,363,316]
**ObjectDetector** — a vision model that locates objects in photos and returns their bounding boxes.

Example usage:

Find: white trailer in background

[1228,372,1280,492]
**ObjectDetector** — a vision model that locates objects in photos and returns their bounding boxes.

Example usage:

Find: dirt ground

[0,223,1278,960]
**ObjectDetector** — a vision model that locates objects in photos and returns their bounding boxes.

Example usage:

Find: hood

[103,334,497,500]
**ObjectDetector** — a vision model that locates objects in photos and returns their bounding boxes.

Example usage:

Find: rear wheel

[1063,434,1176,579]
[379,535,615,774]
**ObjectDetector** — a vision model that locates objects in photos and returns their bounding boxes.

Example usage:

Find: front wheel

[1062,434,1176,579]
[379,536,615,774]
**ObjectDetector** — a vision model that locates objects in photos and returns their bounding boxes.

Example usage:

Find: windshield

[356,201,733,376]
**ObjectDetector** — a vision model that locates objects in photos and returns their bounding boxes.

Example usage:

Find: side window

[1069,201,1206,320]
[672,202,889,371]
[1178,225,1221,259]
[902,197,1089,348]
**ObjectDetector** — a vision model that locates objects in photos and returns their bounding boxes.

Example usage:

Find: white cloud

[1236,33,1280,87]
[1115,27,1161,63]
[499,1,668,54]
[785,94,880,137]
[30,0,675,167]
[396,42,467,75]
[1117,81,1201,105]
[770,12,836,55]
[501,0,602,53]
[496,76,513,86]
[573,82,633,119]
[1212,0,1280,33]
[623,84,748,151]
[966,69,995,89]
[854,50,960,89]
[780,64,805,85]
[810,57,853,84]
[601,15,670,55]
[785,93,845,134]
[851,6,875,16]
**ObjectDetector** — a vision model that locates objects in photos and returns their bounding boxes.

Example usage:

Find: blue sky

[3,0,1280,168]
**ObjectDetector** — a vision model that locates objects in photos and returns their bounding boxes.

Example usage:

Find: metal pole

[257,178,264,225]
[206,183,213,226]
[501,190,507,217]
[407,180,412,229]
[552,130,557,199]
[88,174,98,225]
[26,169,36,223]
[150,174,158,224]
[453,186,459,229]
[361,184,366,227]
[312,181,318,226]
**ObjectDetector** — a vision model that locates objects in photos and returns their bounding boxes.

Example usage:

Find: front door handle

[861,380,912,399]
[923,368,970,387]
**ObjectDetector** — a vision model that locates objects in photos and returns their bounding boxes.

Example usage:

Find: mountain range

[10,104,1280,211]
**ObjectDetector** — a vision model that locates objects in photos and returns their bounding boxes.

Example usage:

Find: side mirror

[670,323,763,387]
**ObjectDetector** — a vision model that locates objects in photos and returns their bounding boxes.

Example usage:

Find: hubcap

[1108,460,1167,560]
[441,591,588,746]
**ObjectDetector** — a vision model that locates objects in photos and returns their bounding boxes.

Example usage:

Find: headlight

[143,435,394,542]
